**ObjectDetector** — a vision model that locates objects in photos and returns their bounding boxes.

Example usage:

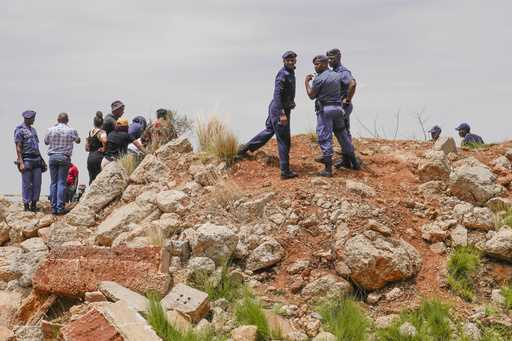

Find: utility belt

[315,100,343,113]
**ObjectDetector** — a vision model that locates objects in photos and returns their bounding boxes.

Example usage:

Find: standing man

[455,123,484,147]
[14,110,44,212]
[237,51,298,180]
[44,113,80,215]
[103,100,125,135]
[305,55,359,177]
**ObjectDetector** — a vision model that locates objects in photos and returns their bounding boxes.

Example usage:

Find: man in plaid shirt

[44,113,80,214]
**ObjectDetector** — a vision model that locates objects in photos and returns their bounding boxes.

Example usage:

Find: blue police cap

[455,123,470,131]
[22,110,36,119]
[282,51,297,59]
[429,125,442,134]
[312,55,328,63]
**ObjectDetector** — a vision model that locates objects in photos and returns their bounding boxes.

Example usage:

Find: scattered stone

[231,325,258,341]
[463,207,495,231]
[187,256,216,282]
[334,261,352,278]
[367,292,382,304]
[189,223,238,265]
[450,224,468,247]
[156,137,193,161]
[430,242,447,254]
[286,331,309,341]
[417,151,450,182]
[385,287,403,301]
[130,154,170,184]
[85,291,107,303]
[302,275,352,298]
[167,310,193,333]
[20,237,48,253]
[264,310,296,338]
[236,193,274,221]
[14,325,43,341]
[0,246,23,281]
[368,219,392,236]
[486,197,512,213]
[313,331,337,341]
[418,181,446,197]
[65,205,96,227]
[287,260,310,275]
[375,314,399,329]
[433,137,457,155]
[491,156,511,169]
[156,190,188,213]
[246,238,285,271]
[399,322,417,337]
[463,321,482,341]
[343,234,422,290]
[95,300,161,341]
[33,246,171,297]
[421,222,448,242]
[0,222,9,245]
[161,283,210,322]
[98,281,149,313]
[46,221,92,249]
[60,307,122,341]
[484,227,512,262]
[5,211,39,242]
[491,289,506,306]
[346,180,376,197]
[191,164,221,186]
[449,157,503,205]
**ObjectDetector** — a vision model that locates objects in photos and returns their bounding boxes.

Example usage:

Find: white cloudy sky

[1,0,511,194]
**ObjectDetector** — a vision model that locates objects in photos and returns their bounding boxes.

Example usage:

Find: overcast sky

[1,0,511,195]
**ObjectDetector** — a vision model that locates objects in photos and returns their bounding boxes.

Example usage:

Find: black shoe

[30,202,39,212]
[318,170,332,177]
[56,208,70,215]
[318,158,333,177]
[280,170,298,180]
[24,203,30,212]
[334,155,352,169]
[235,144,250,161]
[314,155,326,164]
[349,154,362,171]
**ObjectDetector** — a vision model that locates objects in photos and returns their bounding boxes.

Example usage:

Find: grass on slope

[146,292,224,341]
[234,290,281,340]
[377,298,452,341]
[189,261,244,303]
[117,153,141,175]
[316,297,370,341]
[501,284,512,310]
[447,246,481,301]
[196,117,238,165]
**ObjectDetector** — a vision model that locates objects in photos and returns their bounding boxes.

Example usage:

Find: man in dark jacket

[237,51,298,179]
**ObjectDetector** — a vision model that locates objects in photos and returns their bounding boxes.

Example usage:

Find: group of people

[237,48,360,178]
[13,102,176,215]
[429,123,485,146]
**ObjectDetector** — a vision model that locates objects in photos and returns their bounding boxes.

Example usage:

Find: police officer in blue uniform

[14,110,45,212]
[237,51,298,180]
[305,55,359,177]
[455,123,484,146]
[429,125,442,141]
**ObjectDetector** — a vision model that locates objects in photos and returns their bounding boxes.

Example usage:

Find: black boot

[281,169,298,180]
[24,203,30,212]
[314,155,326,164]
[235,144,249,161]
[30,201,39,212]
[348,153,361,170]
[318,158,333,177]
[334,154,352,169]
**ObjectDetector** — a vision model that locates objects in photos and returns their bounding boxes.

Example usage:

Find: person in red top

[66,163,79,203]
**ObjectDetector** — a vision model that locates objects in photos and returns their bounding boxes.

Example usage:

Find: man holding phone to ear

[237,51,299,180]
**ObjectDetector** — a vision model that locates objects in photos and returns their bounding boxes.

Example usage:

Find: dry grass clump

[196,117,238,165]
[117,153,140,175]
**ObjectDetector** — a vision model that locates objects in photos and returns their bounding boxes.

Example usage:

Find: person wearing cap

[14,110,45,212]
[44,112,80,215]
[102,118,144,168]
[129,115,148,140]
[455,123,484,146]
[305,55,359,177]
[237,51,298,180]
[429,125,442,142]
[103,100,125,135]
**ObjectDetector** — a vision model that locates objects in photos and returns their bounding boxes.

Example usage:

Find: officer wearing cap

[103,100,125,135]
[14,110,45,212]
[429,125,442,141]
[455,123,484,146]
[237,51,299,180]
[305,55,359,177]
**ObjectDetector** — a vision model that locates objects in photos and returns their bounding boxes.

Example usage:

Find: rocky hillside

[1,134,512,340]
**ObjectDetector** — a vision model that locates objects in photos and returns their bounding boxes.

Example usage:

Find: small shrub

[377,298,452,341]
[166,109,193,137]
[189,261,244,303]
[117,153,140,175]
[316,297,370,341]
[196,117,238,165]
[234,291,279,340]
[501,285,512,310]
[447,246,480,301]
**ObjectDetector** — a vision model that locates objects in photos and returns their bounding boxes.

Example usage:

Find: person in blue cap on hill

[455,123,484,146]
[14,110,46,212]
[429,125,442,142]
[237,51,299,180]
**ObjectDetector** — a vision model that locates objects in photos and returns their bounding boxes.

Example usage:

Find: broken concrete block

[161,283,209,322]
[61,308,123,341]
[33,246,171,297]
[98,281,149,313]
[166,310,192,333]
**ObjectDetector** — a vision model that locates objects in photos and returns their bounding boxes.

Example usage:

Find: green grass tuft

[377,298,452,341]
[189,261,244,303]
[447,246,480,301]
[234,291,279,340]
[196,117,239,165]
[500,210,512,228]
[117,153,141,175]
[501,285,512,310]
[316,297,370,341]
[146,292,225,341]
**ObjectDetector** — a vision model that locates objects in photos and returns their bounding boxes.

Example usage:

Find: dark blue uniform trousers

[317,105,354,161]
[342,103,353,140]
[245,108,291,173]
[21,158,42,204]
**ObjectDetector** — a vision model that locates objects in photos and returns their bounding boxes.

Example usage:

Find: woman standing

[86,112,107,184]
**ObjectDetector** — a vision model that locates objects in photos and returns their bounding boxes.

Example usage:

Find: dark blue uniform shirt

[312,69,343,110]
[14,123,41,158]
[333,64,354,99]
[270,67,296,114]
[462,133,484,146]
